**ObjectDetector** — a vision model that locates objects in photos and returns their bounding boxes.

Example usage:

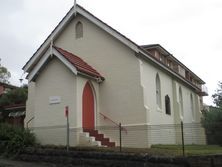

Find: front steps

[83,129,115,147]
[79,132,101,146]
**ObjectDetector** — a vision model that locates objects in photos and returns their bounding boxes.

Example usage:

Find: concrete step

[83,129,116,147]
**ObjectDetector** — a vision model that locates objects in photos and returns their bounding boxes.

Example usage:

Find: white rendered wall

[140,59,175,125]
[34,58,76,127]
[24,82,36,128]
[33,57,78,145]
[140,58,204,145]
[55,15,146,126]
[173,82,202,124]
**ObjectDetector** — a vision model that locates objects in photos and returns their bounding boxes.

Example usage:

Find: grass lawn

[71,144,222,156]
[39,144,222,157]
[132,145,222,156]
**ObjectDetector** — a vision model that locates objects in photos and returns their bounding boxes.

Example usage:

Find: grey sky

[1,0,222,105]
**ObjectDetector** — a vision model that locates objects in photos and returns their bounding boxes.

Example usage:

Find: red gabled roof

[54,46,104,80]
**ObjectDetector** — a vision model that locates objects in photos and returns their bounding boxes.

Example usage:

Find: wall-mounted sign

[49,96,61,104]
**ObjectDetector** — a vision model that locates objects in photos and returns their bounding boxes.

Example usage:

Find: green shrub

[0,123,36,155]
[201,107,222,145]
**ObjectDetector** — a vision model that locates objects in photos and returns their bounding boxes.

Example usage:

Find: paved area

[0,158,56,167]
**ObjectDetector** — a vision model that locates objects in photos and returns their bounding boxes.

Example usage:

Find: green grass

[77,144,222,156]
[150,144,222,156]
[39,144,222,156]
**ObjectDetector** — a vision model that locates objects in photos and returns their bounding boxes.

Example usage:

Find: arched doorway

[82,82,95,130]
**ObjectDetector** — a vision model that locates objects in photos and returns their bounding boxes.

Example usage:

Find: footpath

[0,158,54,167]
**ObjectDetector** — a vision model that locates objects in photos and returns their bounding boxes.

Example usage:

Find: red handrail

[99,112,127,134]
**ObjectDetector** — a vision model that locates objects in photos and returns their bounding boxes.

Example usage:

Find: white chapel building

[23,5,208,148]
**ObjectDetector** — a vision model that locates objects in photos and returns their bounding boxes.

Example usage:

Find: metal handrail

[26,116,34,129]
[99,112,127,134]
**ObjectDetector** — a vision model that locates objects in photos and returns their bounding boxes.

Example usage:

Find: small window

[75,21,83,39]
[156,73,162,109]
[165,95,171,115]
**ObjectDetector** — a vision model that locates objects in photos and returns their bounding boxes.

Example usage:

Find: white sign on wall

[49,96,61,104]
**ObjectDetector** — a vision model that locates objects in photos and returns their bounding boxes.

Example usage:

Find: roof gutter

[141,45,205,84]
[77,71,104,83]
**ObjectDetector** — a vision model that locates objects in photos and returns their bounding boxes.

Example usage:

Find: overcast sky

[1,0,222,105]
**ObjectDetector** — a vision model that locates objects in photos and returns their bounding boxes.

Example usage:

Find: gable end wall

[54,15,146,125]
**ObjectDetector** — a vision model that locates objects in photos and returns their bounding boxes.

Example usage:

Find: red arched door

[82,82,95,130]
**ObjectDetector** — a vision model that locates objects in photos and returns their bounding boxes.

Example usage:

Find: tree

[0,86,27,123]
[201,107,222,145]
[0,60,11,83]
[0,86,27,106]
[201,81,222,145]
[212,81,222,108]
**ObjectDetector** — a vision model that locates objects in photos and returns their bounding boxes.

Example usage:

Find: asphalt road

[0,158,88,167]
[0,158,56,167]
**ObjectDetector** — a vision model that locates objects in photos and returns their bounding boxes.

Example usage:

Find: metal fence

[119,122,207,155]
[30,121,222,156]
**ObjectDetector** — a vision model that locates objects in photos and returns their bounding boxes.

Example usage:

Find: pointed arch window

[165,95,171,115]
[156,74,162,109]
[190,94,195,120]
[75,21,83,39]
[179,87,184,118]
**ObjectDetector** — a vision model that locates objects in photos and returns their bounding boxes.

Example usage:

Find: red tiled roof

[54,46,104,80]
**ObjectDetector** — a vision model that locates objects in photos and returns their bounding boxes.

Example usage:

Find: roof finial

[74,0,77,15]
[50,38,53,58]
